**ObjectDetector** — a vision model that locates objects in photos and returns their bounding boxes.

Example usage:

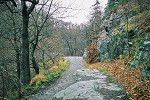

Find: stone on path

[54,69,123,100]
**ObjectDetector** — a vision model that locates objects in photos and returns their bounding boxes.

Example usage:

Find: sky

[59,0,108,24]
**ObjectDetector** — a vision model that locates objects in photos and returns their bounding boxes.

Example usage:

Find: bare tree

[21,0,39,85]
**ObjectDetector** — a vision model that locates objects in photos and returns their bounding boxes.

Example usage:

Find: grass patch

[59,61,70,70]
[107,74,114,82]
[98,66,109,73]
[84,66,89,69]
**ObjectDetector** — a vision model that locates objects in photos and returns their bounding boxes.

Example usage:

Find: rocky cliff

[96,0,150,79]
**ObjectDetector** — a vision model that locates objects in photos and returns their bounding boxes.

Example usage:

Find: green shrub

[60,61,70,70]
[139,39,143,44]
[10,92,18,100]
[49,73,55,78]
[59,57,64,62]
[120,55,126,60]
[23,86,30,90]
[57,70,62,75]
[36,81,42,87]
[66,61,71,65]
[48,73,58,78]
[115,34,121,38]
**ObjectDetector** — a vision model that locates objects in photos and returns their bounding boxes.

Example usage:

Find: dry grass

[29,57,70,87]
[29,74,46,86]
[49,66,60,74]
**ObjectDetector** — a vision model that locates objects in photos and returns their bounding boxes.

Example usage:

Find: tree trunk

[16,52,21,99]
[32,55,39,74]
[31,44,39,74]
[22,1,30,85]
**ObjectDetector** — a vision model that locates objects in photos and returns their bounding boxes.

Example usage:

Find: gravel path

[29,57,129,100]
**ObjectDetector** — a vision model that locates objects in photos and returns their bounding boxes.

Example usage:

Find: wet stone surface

[30,57,129,100]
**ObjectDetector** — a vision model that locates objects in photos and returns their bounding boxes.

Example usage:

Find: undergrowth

[19,57,71,99]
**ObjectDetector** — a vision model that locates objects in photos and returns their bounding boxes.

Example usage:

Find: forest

[0,0,150,100]
[0,0,88,99]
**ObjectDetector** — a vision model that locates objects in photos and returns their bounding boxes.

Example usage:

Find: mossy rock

[130,60,139,70]
[142,58,150,80]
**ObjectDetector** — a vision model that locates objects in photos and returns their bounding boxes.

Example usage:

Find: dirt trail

[30,57,129,100]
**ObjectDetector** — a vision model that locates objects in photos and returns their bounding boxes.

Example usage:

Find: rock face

[83,48,87,61]
[141,33,150,79]
[96,5,150,79]
[97,33,130,62]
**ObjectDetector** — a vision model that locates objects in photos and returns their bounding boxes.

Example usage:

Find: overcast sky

[58,0,108,24]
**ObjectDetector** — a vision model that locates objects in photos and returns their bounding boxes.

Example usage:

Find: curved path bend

[30,57,129,100]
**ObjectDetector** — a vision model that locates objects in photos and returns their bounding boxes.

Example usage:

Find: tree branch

[27,0,39,15]
[26,0,39,4]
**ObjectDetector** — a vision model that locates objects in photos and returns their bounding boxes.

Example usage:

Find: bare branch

[26,0,39,4]
[27,0,39,15]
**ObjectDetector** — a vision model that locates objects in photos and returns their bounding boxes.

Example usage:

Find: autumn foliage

[86,43,100,64]
[85,59,150,100]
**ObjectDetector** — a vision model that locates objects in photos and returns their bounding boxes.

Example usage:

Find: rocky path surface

[30,57,129,100]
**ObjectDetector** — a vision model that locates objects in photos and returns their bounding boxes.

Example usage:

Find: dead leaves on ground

[85,59,150,100]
